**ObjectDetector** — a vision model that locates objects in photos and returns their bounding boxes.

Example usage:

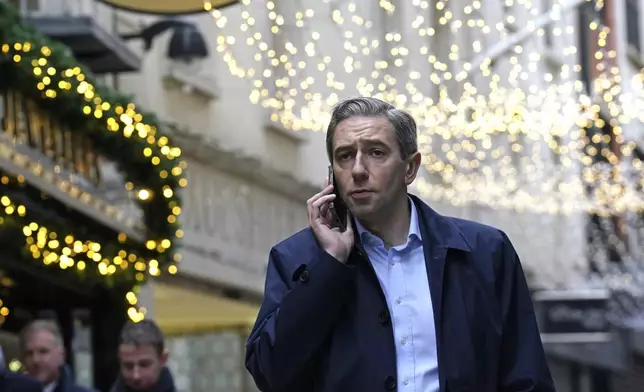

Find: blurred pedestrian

[0,344,41,392]
[109,319,175,392]
[0,370,42,392]
[20,319,92,392]
[245,97,554,391]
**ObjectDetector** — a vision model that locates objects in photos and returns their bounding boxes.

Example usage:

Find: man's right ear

[160,349,169,366]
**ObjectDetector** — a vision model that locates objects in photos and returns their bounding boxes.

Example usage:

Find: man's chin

[32,373,54,384]
[349,204,378,222]
[127,383,147,391]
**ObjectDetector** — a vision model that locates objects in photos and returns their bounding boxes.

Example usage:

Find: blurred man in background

[109,319,176,392]
[20,319,92,392]
[0,344,41,392]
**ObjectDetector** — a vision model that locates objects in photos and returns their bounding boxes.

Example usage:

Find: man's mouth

[349,189,373,199]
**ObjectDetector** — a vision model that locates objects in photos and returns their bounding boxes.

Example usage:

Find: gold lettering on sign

[0,90,101,186]
[249,190,261,250]
[0,93,4,134]
[183,167,203,233]
[15,92,28,145]
[202,170,218,237]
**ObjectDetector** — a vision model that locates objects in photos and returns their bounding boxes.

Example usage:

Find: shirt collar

[355,197,422,247]
[44,381,58,392]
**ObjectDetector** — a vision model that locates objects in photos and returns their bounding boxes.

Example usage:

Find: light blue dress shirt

[355,199,439,392]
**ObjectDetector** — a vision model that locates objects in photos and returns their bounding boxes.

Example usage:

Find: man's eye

[371,150,385,156]
[338,153,351,161]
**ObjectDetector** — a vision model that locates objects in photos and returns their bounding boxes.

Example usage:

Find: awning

[99,0,238,15]
[152,282,259,336]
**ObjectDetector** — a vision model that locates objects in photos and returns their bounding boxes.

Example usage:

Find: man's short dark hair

[119,319,165,355]
[325,97,418,162]
[19,319,63,351]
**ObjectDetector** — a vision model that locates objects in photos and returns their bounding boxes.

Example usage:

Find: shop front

[0,3,185,390]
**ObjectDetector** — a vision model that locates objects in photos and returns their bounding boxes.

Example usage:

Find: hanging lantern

[99,0,238,15]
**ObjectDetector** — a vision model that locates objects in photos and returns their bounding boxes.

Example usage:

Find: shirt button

[404,380,409,386]
[401,338,407,345]
[395,298,402,304]
[384,376,396,390]
[378,309,390,325]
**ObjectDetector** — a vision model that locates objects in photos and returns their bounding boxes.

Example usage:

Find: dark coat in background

[246,195,555,392]
[109,367,176,392]
[0,371,42,392]
[53,365,94,392]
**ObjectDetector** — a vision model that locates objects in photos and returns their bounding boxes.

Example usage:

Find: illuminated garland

[0,2,184,268]
[0,3,186,320]
[0,171,152,319]
[206,0,644,213]
[0,296,8,326]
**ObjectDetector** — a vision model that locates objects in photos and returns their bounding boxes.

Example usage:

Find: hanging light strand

[205,0,644,215]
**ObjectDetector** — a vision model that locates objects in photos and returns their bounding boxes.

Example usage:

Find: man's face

[332,116,420,222]
[22,330,65,384]
[118,343,167,391]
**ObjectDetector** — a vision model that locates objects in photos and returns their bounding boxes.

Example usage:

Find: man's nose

[132,367,141,380]
[351,152,368,178]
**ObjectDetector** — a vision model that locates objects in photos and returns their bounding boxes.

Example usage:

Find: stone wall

[178,160,309,296]
[166,330,259,392]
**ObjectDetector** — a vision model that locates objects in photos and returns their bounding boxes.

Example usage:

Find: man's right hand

[307,184,354,263]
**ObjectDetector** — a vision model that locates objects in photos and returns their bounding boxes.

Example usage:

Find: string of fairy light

[1,43,186,243]
[0,189,149,321]
[204,0,644,215]
[0,41,188,322]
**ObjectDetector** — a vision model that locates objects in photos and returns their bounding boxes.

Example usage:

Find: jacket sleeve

[497,232,555,392]
[245,245,356,391]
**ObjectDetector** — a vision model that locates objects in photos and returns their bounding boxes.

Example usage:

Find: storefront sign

[533,289,612,343]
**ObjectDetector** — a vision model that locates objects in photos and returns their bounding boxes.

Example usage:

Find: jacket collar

[350,194,471,255]
[354,197,422,247]
[52,365,72,392]
[409,194,472,253]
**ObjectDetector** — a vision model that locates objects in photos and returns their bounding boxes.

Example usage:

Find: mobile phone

[327,165,347,231]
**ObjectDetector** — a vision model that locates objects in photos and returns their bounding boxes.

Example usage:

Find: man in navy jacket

[0,344,41,392]
[245,97,554,392]
[0,371,42,392]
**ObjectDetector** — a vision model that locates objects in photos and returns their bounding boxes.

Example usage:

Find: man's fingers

[311,194,336,210]
[306,184,334,207]
[320,203,330,218]
[308,194,335,224]
[343,210,354,235]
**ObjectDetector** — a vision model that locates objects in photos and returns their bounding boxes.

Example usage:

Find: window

[7,0,41,13]
[577,2,594,94]
[504,3,518,33]
[544,59,563,165]
[626,0,641,54]
[577,1,609,94]
[542,0,553,48]
[583,115,627,268]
